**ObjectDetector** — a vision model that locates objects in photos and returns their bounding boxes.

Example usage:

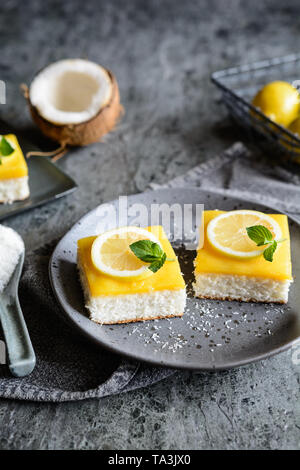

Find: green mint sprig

[0,136,14,164]
[246,225,286,262]
[130,240,174,273]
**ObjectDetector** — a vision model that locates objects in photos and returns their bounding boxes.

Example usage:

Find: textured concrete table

[1,0,299,450]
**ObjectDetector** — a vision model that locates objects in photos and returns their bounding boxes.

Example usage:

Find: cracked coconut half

[23,59,123,160]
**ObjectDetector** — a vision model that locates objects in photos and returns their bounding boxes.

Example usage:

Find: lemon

[288,116,300,136]
[252,81,300,127]
[91,227,161,280]
[278,117,300,163]
[288,117,300,162]
[207,210,282,259]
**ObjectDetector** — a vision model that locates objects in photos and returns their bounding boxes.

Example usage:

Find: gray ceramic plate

[0,120,77,221]
[49,188,300,370]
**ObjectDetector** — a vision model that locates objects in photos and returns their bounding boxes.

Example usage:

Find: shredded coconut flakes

[0,224,24,293]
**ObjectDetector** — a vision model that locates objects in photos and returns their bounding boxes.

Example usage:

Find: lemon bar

[193,211,293,304]
[0,134,30,203]
[77,226,186,324]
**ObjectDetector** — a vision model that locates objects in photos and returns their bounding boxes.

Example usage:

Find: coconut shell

[25,68,123,147]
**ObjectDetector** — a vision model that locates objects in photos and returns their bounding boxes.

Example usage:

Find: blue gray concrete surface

[0,0,299,450]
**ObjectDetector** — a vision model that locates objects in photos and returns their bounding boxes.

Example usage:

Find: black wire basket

[211,53,300,164]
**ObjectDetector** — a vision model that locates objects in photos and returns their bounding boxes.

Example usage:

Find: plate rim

[49,187,300,371]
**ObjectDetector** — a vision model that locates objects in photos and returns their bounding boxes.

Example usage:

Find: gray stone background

[1,0,300,450]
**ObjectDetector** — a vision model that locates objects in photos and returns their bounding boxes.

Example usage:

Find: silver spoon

[0,251,36,377]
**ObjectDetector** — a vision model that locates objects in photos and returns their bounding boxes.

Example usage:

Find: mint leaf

[152,242,164,258]
[263,241,277,262]
[149,253,167,273]
[130,240,164,263]
[130,240,173,273]
[246,225,273,246]
[0,137,14,157]
[246,224,285,262]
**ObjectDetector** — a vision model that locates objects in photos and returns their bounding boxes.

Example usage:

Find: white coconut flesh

[29,59,113,125]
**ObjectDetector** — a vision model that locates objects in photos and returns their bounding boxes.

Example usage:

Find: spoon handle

[0,293,36,377]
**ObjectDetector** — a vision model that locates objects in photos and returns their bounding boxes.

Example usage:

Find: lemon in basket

[252,81,300,127]
[288,116,300,136]
[280,116,300,163]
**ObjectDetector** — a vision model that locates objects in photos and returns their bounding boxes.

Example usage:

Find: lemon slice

[91,227,161,280]
[207,210,282,259]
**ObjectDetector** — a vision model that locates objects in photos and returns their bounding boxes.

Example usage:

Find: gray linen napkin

[0,142,299,402]
[150,142,300,218]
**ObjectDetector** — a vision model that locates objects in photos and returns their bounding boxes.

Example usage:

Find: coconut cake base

[193,273,292,304]
[78,259,186,324]
[0,176,30,204]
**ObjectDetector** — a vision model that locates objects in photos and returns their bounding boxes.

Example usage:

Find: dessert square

[193,211,292,303]
[0,134,30,203]
[78,226,186,324]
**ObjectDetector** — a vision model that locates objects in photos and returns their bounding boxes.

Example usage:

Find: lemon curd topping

[77,226,185,296]
[195,211,292,281]
[0,134,28,180]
